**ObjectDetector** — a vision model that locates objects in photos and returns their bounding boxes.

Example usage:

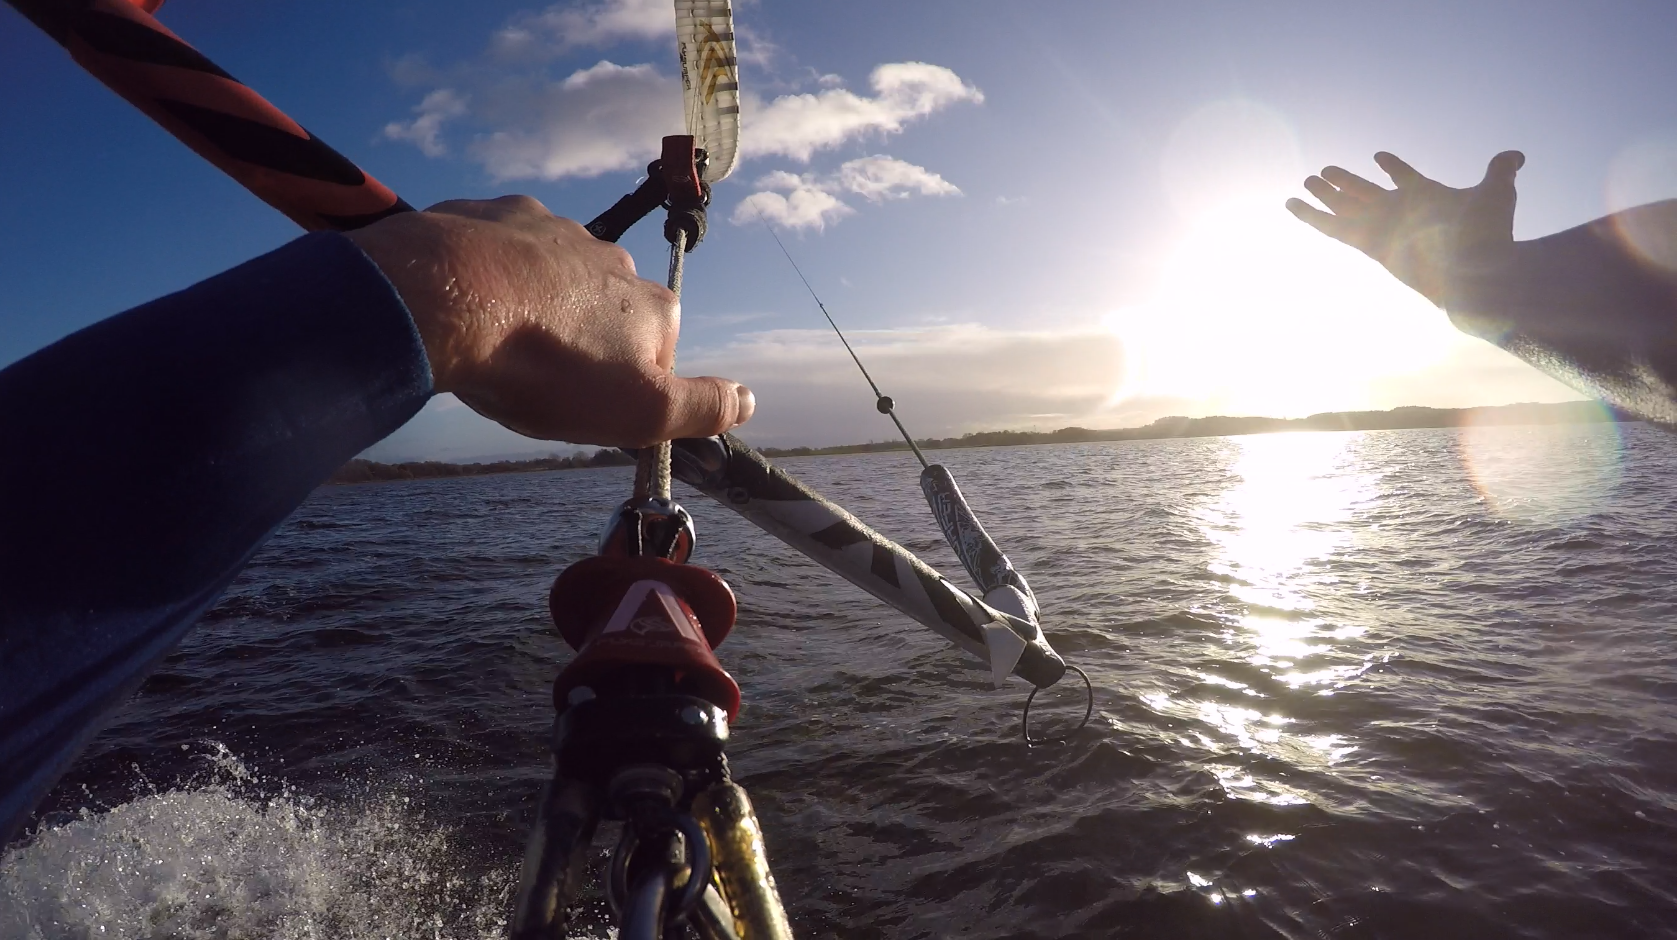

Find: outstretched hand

[1286,151,1525,307]
[347,195,753,448]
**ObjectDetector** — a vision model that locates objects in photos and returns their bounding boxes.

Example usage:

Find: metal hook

[1021,664,1094,746]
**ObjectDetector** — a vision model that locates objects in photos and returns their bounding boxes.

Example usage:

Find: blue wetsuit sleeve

[0,231,433,845]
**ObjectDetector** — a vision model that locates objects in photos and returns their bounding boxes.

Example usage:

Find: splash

[0,745,519,940]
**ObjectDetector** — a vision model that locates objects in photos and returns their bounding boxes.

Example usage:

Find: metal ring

[604,814,714,925]
[667,813,713,922]
[1022,664,1094,746]
[606,823,637,918]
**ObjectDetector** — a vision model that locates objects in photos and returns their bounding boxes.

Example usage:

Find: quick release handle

[12,0,412,231]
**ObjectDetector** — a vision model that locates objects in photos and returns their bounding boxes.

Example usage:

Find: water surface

[6,424,1677,939]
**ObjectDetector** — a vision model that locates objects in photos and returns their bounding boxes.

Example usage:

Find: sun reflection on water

[1201,433,1375,692]
[1202,432,1360,609]
[1142,432,1380,811]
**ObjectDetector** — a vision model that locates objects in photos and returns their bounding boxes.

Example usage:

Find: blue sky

[5,0,1677,459]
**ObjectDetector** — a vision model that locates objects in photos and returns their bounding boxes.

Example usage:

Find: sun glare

[1102,98,1469,419]
[1109,197,1459,417]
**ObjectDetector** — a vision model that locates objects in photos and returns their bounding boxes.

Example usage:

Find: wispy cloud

[739,63,982,162]
[491,0,672,57]
[686,310,780,326]
[681,324,1125,446]
[732,156,959,230]
[470,61,682,181]
[360,323,1126,458]
[382,89,469,157]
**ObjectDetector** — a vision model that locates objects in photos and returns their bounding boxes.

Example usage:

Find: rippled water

[7,423,1677,938]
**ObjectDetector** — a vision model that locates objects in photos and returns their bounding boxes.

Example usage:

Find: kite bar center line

[754,213,931,470]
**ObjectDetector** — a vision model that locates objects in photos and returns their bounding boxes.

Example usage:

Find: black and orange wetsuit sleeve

[0,232,432,844]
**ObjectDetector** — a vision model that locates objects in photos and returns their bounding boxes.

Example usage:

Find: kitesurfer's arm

[0,195,753,845]
[1287,152,1677,422]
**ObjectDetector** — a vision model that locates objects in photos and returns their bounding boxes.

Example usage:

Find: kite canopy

[675,0,741,183]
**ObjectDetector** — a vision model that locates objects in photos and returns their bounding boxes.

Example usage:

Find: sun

[1108,195,1460,417]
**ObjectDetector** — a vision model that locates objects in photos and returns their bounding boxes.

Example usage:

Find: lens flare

[1162,99,1301,219]
[1607,134,1677,273]
[1457,406,1623,523]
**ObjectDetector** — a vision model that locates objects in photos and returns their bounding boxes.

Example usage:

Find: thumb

[1465,150,1523,247]
[1481,150,1525,188]
[653,374,756,441]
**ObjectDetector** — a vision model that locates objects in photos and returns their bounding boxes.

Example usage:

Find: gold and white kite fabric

[675,0,741,183]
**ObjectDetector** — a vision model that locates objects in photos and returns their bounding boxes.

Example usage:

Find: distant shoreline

[330,400,1627,484]
[755,400,1628,457]
[327,448,634,485]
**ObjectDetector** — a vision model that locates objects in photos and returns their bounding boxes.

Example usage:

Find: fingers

[1304,175,1361,214]
[1374,151,1426,188]
[1321,166,1385,200]
[1481,150,1525,187]
[650,374,755,442]
[1285,197,1352,241]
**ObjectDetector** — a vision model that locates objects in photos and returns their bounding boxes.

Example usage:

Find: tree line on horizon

[328,448,635,484]
[755,400,1631,458]
[327,400,1628,483]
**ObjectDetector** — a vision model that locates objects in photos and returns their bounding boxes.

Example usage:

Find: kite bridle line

[13,0,1095,930]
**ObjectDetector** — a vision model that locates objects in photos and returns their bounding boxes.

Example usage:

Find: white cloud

[362,321,1587,460]
[734,177,853,231]
[730,156,959,231]
[680,324,1125,446]
[732,22,779,70]
[742,62,983,162]
[385,58,978,184]
[466,60,683,181]
[836,155,960,202]
[382,89,469,157]
[491,0,671,57]
[381,11,982,186]
[360,323,1127,458]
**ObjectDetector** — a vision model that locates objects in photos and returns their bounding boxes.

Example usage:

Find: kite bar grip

[920,465,1039,622]
[662,435,1067,689]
